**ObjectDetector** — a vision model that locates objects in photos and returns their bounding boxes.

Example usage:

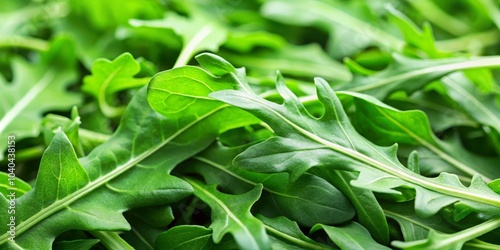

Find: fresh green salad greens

[2,0,500,249]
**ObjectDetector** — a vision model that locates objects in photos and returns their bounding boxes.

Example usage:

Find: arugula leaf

[261,0,404,57]
[83,52,150,117]
[184,179,270,250]
[311,222,391,250]
[392,218,500,250]
[312,169,390,244]
[0,37,81,161]
[184,143,355,227]
[335,54,500,99]
[0,172,31,197]
[130,5,227,68]
[258,215,333,250]
[343,91,499,181]
[154,225,236,250]
[386,5,449,58]
[212,73,500,219]
[219,44,352,82]
[0,54,257,247]
[441,72,500,134]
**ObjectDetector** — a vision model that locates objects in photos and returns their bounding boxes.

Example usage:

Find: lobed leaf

[211,73,500,223]
[185,179,270,250]
[0,37,81,161]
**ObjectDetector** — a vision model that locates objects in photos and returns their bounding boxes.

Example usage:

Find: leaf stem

[90,231,134,250]
[264,225,335,250]
[173,25,214,68]
[0,36,50,51]
[406,0,470,36]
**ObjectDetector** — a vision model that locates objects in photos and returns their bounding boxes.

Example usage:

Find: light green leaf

[258,215,333,250]
[441,72,500,134]
[0,172,31,197]
[186,143,355,227]
[335,54,500,99]
[311,222,391,250]
[130,6,227,68]
[344,91,499,181]
[392,218,500,250]
[219,44,351,82]
[185,179,270,250]
[261,0,404,57]
[83,52,150,117]
[154,225,236,250]
[0,37,81,161]
[386,5,449,58]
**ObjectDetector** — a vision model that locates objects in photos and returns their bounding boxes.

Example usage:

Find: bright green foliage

[185,180,270,250]
[311,222,391,250]
[0,37,81,160]
[2,0,500,249]
[83,53,150,117]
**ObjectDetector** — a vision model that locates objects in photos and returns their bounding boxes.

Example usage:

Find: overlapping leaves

[210,72,500,243]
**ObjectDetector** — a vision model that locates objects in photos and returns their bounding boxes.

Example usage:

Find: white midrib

[193,156,333,206]
[249,96,500,208]
[348,56,500,93]
[173,25,214,68]
[375,106,491,182]
[185,179,260,249]
[0,71,55,134]
[444,79,500,131]
[0,105,227,244]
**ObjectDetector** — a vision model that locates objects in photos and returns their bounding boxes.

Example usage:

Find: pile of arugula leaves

[2,0,500,249]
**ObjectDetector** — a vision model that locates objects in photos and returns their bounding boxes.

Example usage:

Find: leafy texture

[441,72,500,134]
[261,0,404,58]
[0,54,256,248]
[184,143,354,227]
[219,44,352,82]
[311,222,391,250]
[211,74,500,220]
[130,4,227,68]
[344,91,500,181]
[185,179,270,250]
[0,37,81,160]
[335,54,500,99]
[154,225,236,250]
[82,52,150,117]
[258,215,333,250]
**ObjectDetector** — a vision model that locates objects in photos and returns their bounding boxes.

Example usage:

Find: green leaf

[185,179,270,250]
[130,6,227,68]
[382,201,455,242]
[186,143,355,227]
[387,5,449,58]
[335,54,500,99]
[154,225,236,250]
[219,44,352,82]
[344,91,499,181]
[261,0,404,57]
[441,72,500,134]
[311,222,391,250]
[0,172,31,198]
[211,73,500,221]
[0,71,257,247]
[83,52,150,117]
[0,37,81,161]
[53,239,100,250]
[258,215,333,250]
[392,218,500,250]
[312,169,390,244]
